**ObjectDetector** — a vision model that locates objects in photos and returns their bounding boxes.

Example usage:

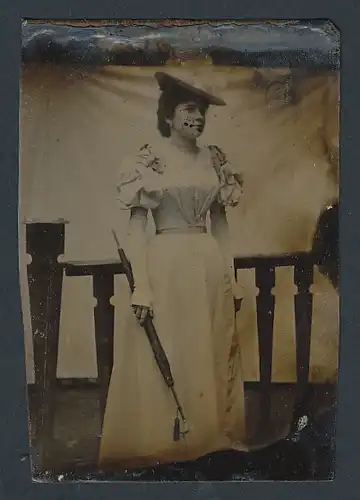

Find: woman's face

[168,101,207,139]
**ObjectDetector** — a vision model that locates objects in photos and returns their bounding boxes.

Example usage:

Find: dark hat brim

[155,71,226,106]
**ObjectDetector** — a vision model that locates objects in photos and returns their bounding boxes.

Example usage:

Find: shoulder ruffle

[208,145,244,207]
[116,144,163,210]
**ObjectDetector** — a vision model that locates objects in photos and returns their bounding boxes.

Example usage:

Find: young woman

[99,72,247,470]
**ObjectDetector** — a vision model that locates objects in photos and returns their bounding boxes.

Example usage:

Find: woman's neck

[170,131,199,155]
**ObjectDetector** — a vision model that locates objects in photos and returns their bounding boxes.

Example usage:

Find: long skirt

[98,232,247,469]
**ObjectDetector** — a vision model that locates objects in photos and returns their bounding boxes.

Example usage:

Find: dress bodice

[116,143,243,231]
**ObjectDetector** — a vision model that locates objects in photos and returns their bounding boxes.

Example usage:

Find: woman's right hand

[131,287,153,325]
[132,303,153,325]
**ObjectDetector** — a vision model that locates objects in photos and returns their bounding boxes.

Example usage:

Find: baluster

[255,263,275,435]
[26,221,65,470]
[234,265,243,314]
[293,257,314,419]
[93,271,115,422]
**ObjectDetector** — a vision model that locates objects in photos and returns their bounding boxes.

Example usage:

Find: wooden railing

[26,221,315,470]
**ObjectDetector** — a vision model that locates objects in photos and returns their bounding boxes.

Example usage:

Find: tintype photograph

[19,20,339,481]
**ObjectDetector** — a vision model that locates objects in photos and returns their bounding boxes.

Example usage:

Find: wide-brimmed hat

[155,71,226,106]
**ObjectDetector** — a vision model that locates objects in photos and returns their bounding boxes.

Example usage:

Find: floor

[27,382,336,481]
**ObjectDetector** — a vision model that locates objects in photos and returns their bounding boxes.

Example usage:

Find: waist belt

[156,226,207,235]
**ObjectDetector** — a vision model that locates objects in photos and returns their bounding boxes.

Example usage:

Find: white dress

[98,143,247,469]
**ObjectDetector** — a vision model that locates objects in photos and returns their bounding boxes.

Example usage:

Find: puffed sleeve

[209,145,244,207]
[116,144,163,210]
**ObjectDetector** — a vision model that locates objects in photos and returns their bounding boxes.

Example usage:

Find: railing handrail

[63,251,316,277]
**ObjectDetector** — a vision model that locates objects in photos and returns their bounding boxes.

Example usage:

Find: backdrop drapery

[19,63,339,384]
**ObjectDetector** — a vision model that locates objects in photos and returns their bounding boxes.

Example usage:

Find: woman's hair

[157,88,209,138]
